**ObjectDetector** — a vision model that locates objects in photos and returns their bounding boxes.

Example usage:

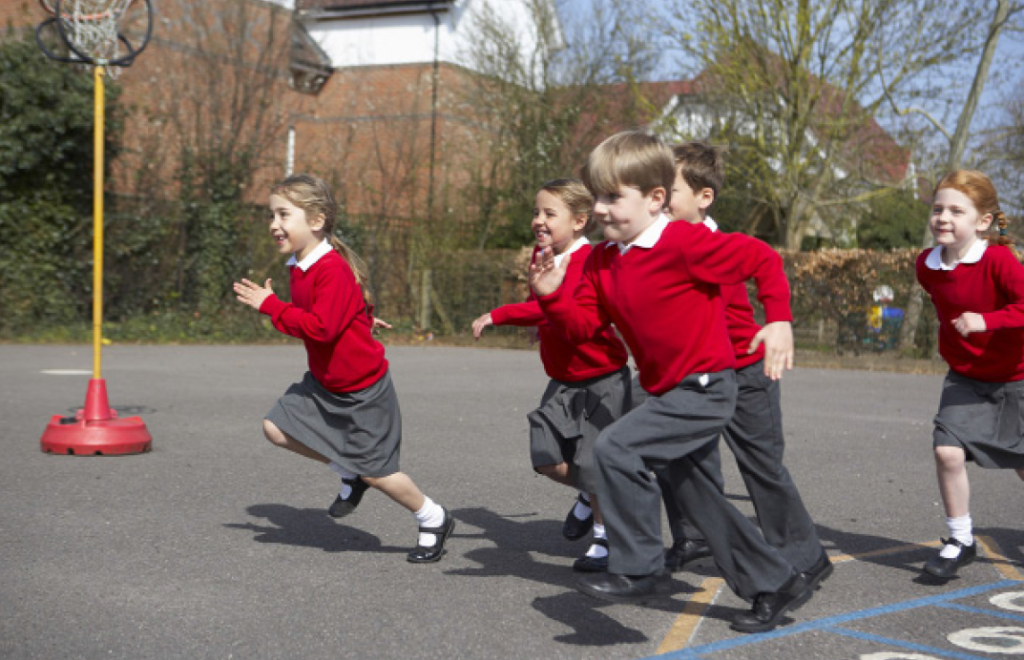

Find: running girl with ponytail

[917,169,1024,580]
[233,173,454,563]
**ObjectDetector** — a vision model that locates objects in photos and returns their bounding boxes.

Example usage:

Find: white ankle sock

[572,492,592,521]
[414,496,445,546]
[585,524,608,558]
[328,462,358,498]
[940,514,973,559]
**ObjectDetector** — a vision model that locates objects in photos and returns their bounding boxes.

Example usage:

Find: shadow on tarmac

[224,503,408,555]
[441,507,746,648]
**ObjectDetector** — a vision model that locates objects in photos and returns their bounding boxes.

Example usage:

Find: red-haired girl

[917,169,1024,579]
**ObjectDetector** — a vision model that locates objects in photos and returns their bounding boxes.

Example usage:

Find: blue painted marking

[830,625,995,660]
[937,601,1024,622]
[639,579,1023,660]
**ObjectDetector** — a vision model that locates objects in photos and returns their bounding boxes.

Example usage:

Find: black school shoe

[407,507,456,564]
[664,538,712,572]
[562,493,594,541]
[924,538,976,579]
[575,570,669,604]
[573,538,609,573]
[801,550,834,591]
[328,477,370,518]
[730,572,813,634]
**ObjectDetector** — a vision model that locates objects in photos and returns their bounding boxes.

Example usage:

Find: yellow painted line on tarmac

[656,577,725,654]
[975,534,1024,581]
[656,539,948,654]
[829,540,942,565]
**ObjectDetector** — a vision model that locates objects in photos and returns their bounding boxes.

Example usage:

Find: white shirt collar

[924,239,987,271]
[553,236,590,268]
[610,213,671,255]
[286,239,333,272]
[703,216,718,232]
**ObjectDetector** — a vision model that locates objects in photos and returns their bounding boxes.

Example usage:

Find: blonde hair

[270,174,374,306]
[935,170,1012,247]
[539,178,595,233]
[581,130,675,204]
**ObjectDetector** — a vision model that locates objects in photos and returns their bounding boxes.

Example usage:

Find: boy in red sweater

[473,179,631,572]
[530,131,812,633]
[657,141,831,589]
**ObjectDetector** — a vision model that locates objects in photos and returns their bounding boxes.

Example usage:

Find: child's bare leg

[538,462,595,541]
[364,473,450,553]
[926,445,977,576]
[362,472,425,512]
[537,462,575,487]
[935,446,969,518]
[263,419,329,464]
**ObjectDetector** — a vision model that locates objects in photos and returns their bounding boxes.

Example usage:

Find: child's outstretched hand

[472,312,493,339]
[234,278,274,311]
[952,312,986,337]
[529,247,569,297]
[749,321,794,380]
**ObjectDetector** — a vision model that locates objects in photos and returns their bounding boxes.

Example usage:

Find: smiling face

[532,189,586,255]
[592,185,666,244]
[269,193,324,261]
[930,187,992,264]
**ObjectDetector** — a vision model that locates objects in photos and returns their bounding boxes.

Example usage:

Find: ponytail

[934,170,1013,248]
[271,173,375,310]
[329,234,374,308]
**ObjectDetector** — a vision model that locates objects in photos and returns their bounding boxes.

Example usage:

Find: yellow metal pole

[93,65,104,379]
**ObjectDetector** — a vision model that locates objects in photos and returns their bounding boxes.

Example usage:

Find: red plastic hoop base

[40,379,152,456]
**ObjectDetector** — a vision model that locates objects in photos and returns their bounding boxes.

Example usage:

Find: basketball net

[45,0,138,76]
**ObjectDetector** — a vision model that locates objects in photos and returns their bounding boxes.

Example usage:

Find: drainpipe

[286,124,295,177]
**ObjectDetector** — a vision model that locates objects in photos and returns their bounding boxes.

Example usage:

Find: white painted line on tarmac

[40,370,92,376]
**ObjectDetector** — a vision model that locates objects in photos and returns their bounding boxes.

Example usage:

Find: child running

[530,130,813,633]
[656,141,831,588]
[233,173,454,564]
[916,169,1024,579]
[472,178,631,573]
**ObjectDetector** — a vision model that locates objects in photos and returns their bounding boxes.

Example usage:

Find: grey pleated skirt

[526,366,632,492]
[933,370,1024,469]
[266,370,402,477]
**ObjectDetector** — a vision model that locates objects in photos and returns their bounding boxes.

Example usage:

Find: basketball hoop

[35,0,154,456]
[35,0,153,72]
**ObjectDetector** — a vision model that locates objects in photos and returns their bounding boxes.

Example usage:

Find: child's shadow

[224,503,406,556]
[449,506,708,647]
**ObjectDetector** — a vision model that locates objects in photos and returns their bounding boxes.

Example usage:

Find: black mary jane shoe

[562,493,594,541]
[407,507,455,564]
[730,572,813,634]
[801,550,834,591]
[664,538,712,572]
[328,477,370,518]
[924,538,976,580]
[575,570,668,604]
[573,538,609,573]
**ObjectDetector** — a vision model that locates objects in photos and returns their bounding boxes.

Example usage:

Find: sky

[557,0,1024,174]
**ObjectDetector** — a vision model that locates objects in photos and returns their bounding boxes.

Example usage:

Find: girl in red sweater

[472,179,631,572]
[233,174,453,563]
[917,169,1024,580]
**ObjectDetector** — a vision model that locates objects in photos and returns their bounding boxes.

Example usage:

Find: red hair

[934,170,1011,247]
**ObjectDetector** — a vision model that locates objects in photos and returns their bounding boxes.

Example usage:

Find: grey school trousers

[657,361,823,572]
[594,370,796,601]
